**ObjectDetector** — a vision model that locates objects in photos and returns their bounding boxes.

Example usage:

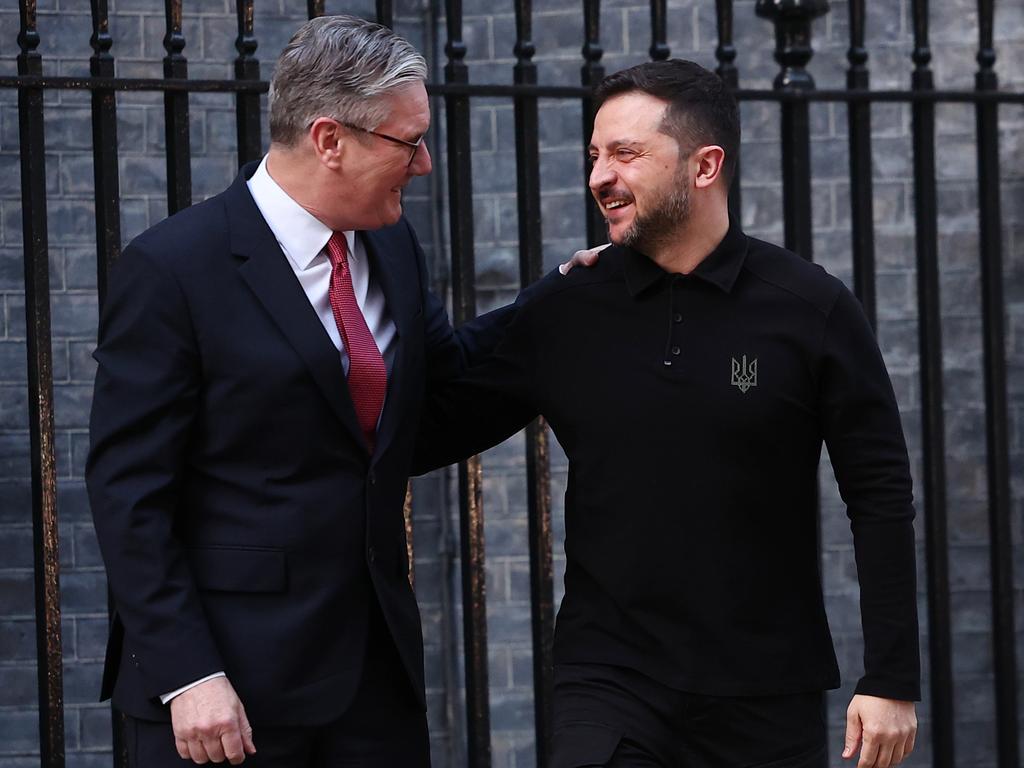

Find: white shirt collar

[246,155,358,271]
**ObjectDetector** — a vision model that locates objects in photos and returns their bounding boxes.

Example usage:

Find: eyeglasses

[340,122,425,167]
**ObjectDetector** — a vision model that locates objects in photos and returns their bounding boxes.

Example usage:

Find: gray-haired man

[87,15,549,766]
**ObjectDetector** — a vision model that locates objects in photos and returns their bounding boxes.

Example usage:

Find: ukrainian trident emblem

[731,355,757,393]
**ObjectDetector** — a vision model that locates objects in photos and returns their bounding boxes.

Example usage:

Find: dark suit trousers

[551,663,827,768]
[125,604,429,768]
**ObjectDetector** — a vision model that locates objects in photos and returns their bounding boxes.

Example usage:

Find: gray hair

[269,15,428,147]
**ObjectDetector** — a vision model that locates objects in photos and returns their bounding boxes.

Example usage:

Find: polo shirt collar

[622,216,748,297]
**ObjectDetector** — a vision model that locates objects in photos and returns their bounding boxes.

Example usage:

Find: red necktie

[326,233,387,454]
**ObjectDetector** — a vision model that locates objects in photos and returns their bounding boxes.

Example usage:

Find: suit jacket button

[368,547,376,564]
[368,470,376,485]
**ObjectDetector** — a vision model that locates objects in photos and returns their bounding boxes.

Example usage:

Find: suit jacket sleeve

[86,243,225,700]
[820,286,920,701]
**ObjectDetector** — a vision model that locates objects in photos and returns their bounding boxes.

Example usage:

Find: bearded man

[416,60,920,768]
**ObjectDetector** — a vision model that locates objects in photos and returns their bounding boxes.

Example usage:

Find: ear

[692,145,726,190]
[308,117,346,170]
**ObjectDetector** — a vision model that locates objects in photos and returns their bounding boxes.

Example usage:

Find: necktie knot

[326,232,349,270]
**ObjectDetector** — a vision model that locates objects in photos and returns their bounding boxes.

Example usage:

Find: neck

[647,201,730,275]
[265,146,345,230]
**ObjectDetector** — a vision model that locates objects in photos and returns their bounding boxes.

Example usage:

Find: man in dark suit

[87,15,535,766]
[417,60,919,768]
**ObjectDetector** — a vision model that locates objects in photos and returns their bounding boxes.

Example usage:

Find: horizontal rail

[1,76,1023,103]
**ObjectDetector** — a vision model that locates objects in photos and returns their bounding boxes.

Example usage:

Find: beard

[620,175,690,253]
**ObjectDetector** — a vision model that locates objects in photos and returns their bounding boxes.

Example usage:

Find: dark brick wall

[0,1,1021,766]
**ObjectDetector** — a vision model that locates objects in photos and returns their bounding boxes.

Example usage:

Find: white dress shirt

[160,157,397,705]
[246,155,397,374]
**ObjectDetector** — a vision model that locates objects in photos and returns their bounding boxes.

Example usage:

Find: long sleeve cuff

[160,671,227,705]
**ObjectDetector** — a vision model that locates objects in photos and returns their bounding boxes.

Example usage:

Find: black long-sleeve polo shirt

[417,220,920,701]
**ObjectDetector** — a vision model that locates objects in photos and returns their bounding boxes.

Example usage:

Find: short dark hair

[594,59,740,184]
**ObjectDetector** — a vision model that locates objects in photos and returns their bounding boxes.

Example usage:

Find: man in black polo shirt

[418,60,919,768]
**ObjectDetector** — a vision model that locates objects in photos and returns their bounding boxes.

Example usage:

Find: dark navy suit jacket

[86,162,511,725]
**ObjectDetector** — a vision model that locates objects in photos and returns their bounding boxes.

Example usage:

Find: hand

[558,243,611,274]
[843,694,916,768]
[170,676,256,764]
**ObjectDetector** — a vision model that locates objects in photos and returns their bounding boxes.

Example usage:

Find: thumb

[239,707,256,755]
[843,705,862,759]
[583,243,612,264]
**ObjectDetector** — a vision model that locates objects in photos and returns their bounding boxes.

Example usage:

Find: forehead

[376,81,431,133]
[591,92,670,146]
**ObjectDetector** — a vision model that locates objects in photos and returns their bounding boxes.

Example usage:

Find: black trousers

[125,606,429,768]
[551,663,827,768]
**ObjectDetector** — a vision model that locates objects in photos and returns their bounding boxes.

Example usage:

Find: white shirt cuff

[160,671,227,705]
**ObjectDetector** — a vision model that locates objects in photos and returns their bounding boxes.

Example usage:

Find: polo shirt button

[671,346,681,355]
[674,313,683,323]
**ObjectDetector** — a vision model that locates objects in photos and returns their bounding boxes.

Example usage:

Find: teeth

[605,200,629,210]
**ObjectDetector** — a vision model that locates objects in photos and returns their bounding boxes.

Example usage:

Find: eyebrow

[588,139,644,152]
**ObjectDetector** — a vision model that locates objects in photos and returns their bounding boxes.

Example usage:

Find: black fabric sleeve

[413,289,544,474]
[86,245,225,699]
[820,286,921,701]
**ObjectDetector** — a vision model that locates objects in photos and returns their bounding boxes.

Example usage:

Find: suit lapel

[363,227,416,463]
[226,165,368,453]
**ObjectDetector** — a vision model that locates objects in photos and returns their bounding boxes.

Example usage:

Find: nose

[411,142,432,176]
[588,157,614,194]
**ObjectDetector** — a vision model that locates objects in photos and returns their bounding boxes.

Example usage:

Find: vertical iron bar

[845,0,877,330]
[404,484,415,589]
[17,3,65,766]
[90,0,122,318]
[755,0,828,262]
[307,0,324,19]
[444,0,491,763]
[975,2,1019,765]
[234,0,262,168]
[714,0,742,221]
[163,0,190,213]
[580,0,606,246]
[909,5,954,765]
[376,0,394,29]
[649,0,669,61]
[513,2,555,764]
[89,4,125,764]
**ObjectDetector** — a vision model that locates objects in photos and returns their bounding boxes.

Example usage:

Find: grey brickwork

[0,0,1021,766]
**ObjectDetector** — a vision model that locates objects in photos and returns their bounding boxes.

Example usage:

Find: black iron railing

[2,1,1021,767]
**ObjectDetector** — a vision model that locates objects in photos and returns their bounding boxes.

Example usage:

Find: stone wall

[0,0,1020,766]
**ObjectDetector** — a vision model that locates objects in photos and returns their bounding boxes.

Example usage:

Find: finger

[843,708,863,760]
[239,709,257,755]
[875,740,896,768]
[176,738,191,760]
[889,741,905,766]
[903,730,916,758]
[857,733,880,768]
[187,740,211,765]
[220,729,245,765]
[202,734,227,764]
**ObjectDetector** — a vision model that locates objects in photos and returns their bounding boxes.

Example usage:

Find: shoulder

[519,246,626,311]
[741,235,845,317]
[124,191,232,274]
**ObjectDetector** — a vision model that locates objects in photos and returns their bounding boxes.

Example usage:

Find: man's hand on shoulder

[559,243,611,275]
[843,694,916,768]
[170,676,256,765]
